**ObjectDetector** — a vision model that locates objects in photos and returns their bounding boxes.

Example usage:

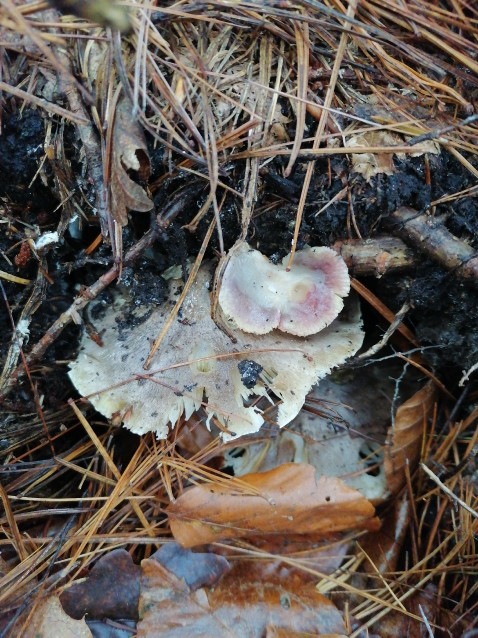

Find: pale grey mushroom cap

[69,258,363,441]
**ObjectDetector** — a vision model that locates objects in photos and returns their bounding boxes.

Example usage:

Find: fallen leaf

[211,536,350,584]
[168,463,379,547]
[23,596,92,638]
[151,543,230,590]
[360,493,411,574]
[138,550,230,637]
[207,579,347,637]
[110,96,153,226]
[384,382,436,493]
[371,584,438,637]
[138,545,347,637]
[84,619,136,638]
[60,548,140,621]
[346,130,400,181]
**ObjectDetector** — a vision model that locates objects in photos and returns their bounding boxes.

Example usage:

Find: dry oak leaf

[110,96,153,225]
[384,381,436,494]
[168,463,379,547]
[23,595,92,638]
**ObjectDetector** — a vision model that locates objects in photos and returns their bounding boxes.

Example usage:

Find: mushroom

[69,248,363,440]
[218,243,350,336]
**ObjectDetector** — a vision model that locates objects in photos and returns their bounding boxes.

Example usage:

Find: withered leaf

[346,130,400,182]
[371,583,438,637]
[151,543,230,590]
[60,548,140,621]
[360,493,411,574]
[168,463,379,547]
[110,96,153,226]
[138,548,347,637]
[384,382,436,494]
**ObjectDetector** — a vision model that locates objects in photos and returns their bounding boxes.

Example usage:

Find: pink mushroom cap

[218,244,350,337]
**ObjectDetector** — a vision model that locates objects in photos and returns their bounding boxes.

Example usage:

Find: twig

[459,361,478,387]
[420,462,478,520]
[396,353,454,399]
[407,113,478,145]
[0,279,56,455]
[53,44,110,238]
[0,80,88,124]
[351,278,419,346]
[353,301,411,362]
[418,604,435,638]
[333,237,417,277]
[0,262,48,393]
[389,207,478,285]
[390,360,410,429]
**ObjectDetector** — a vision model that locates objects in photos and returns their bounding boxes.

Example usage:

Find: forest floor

[1,1,478,636]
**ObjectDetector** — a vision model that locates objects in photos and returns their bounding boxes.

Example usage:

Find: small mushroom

[218,243,350,336]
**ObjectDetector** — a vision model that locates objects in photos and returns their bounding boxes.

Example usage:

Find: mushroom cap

[218,244,350,336]
[69,264,363,441]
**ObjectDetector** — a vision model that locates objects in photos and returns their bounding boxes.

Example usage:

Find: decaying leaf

[167,463,379,547]
[138,543,347,637]
[69,264,363,440]
[371,583,438,637]
[346,130,400,181]
[222,534,352,583]
[346,130,439,182]
[153,543,231,590]
[221,368,434,503]
[60,548,140,621]
[23,596,92,638]
[110,96,153,226]
[360,493,411,574]
[384,381,436,493]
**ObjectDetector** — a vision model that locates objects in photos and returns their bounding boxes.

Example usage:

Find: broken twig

[333,237,416,277]
[389,207,478,285]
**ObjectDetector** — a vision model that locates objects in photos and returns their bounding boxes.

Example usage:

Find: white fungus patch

[34,231,59,251]
[69,257,363,441]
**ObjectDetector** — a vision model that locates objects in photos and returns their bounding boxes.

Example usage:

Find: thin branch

[420,463,478,520]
